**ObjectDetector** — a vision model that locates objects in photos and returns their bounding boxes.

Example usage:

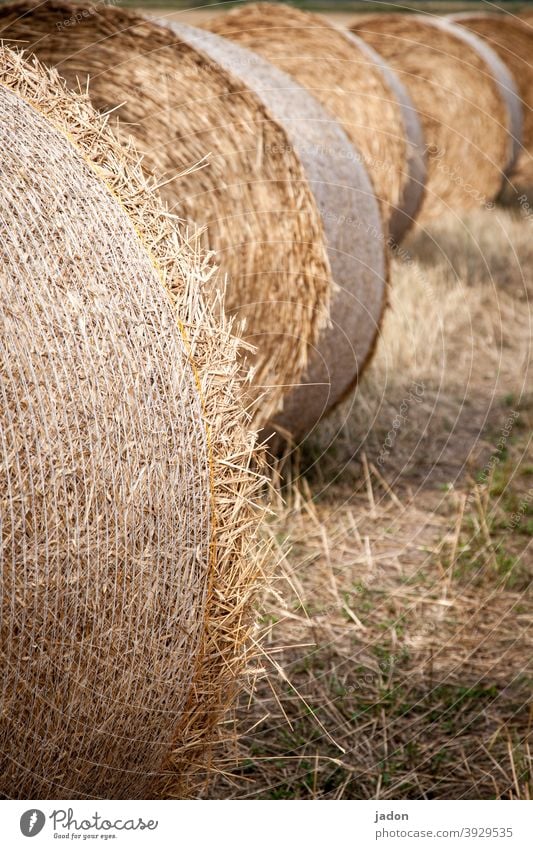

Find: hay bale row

[0,0,388,442]
[450,12,533,190]
[0,45,262,799]
[0,5,524,442]
[351,14,522,222]
[352,35,427,242]
[206,2,426,243]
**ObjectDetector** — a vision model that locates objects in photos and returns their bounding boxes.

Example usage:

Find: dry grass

[206,204,532,799]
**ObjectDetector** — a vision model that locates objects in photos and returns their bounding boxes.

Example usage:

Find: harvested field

[205,203,532,799]
[0,2,531,804]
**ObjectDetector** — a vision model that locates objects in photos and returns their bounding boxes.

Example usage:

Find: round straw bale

[351,14,522,222]
[0,0,387,442]
[0,0,331,427]
[354,36,427,242]
[169,23,387,442]
[206,2,426,243]
[450,12,533,189]
[0,45,262,799]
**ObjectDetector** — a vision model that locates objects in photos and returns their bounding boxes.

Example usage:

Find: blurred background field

[136,4,533,33]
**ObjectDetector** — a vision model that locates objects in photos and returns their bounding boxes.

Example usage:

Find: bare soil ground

[204,205,532,799]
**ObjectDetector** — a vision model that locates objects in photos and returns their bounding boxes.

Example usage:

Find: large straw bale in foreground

[0,0,332,426]
[351,14,521,222]
[207,2,426,243]
[0,46,262,799]
[451,12,533,189]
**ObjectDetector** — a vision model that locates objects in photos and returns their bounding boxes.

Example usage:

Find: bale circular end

[206,1,426,242]
[178,21,388,441]
[450,12,533,189]
[351,13,521,222]
[0,45,262,799]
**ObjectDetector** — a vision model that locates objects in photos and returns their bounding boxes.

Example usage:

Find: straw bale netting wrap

[0,46,263,799]
[450,12,533,189]
[207,2,426,243]
[0,0,332,427]
[169,23,388,442]
[351,14,522,222]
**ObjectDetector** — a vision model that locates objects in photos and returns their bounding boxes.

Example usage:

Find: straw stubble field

[206,203,532,800]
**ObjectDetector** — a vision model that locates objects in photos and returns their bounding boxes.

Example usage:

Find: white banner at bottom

[2,799,532,849]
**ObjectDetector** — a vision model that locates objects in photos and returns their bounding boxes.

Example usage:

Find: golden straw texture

[206,2,426,242]
[451,12,533,188]
[0,0,331,425]
[0,45,263,799]
[351,14,517,222]
[166,23,388,442]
